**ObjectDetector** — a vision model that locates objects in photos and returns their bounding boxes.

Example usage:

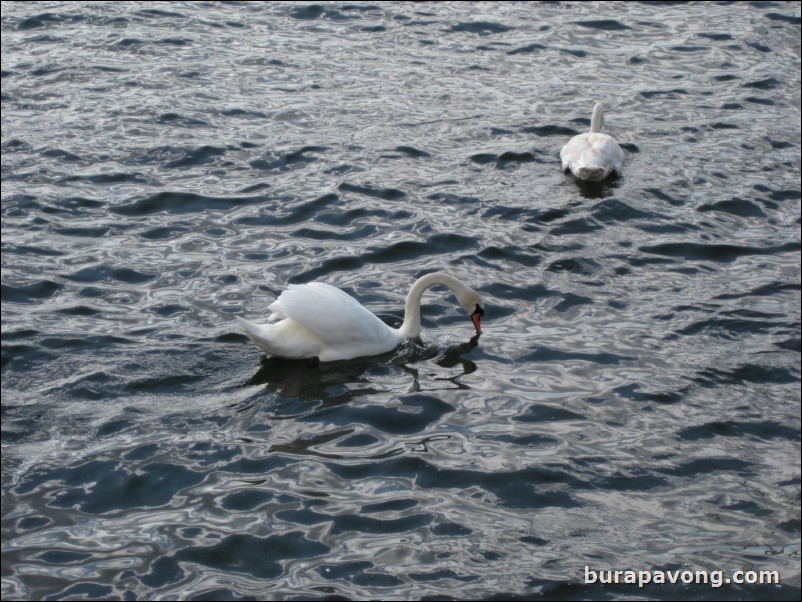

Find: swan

[560,103,624,182]
[236,272,484,362]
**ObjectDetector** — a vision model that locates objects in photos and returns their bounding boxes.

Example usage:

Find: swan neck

[590,103,604,133]
[398,273,463,339]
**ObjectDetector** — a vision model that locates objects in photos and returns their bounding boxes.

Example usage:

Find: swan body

[560,103,624,181]
[236,272,484,362]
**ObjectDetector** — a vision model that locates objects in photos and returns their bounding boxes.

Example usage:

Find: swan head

[401,272,485,339]
[456,287,484,334]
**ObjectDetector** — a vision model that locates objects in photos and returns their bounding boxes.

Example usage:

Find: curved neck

[590,103,604,133]
[397,273,466,339]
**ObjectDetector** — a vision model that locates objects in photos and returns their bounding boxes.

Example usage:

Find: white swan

[236,272,484,362]
[560,103,624,182]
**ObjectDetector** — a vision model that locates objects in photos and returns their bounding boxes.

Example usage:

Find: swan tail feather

[235,316,268,344]
[575,165,606,180]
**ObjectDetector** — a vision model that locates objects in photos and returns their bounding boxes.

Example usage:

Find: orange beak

[471,305,483,334]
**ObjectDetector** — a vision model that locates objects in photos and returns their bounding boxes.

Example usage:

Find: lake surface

[2,2,800,600]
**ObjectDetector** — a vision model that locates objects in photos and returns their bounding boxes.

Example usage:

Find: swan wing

[272,282,399,349]
[560,133,590,170]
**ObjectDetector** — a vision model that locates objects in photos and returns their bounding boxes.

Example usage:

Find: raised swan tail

[235,316,265,341]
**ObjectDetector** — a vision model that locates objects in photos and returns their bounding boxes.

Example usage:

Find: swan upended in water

[236,272,484,362]
[560,103,624,182]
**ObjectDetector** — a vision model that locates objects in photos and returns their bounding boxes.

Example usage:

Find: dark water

[2,2,800,600]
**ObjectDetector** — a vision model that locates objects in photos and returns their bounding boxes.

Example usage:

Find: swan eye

[472,304,484,317]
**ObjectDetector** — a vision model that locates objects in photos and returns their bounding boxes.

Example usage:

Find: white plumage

[560,103,624,182]
[236,272,484,362]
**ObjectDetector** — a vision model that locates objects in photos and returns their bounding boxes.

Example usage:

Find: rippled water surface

[2,2,800,600]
